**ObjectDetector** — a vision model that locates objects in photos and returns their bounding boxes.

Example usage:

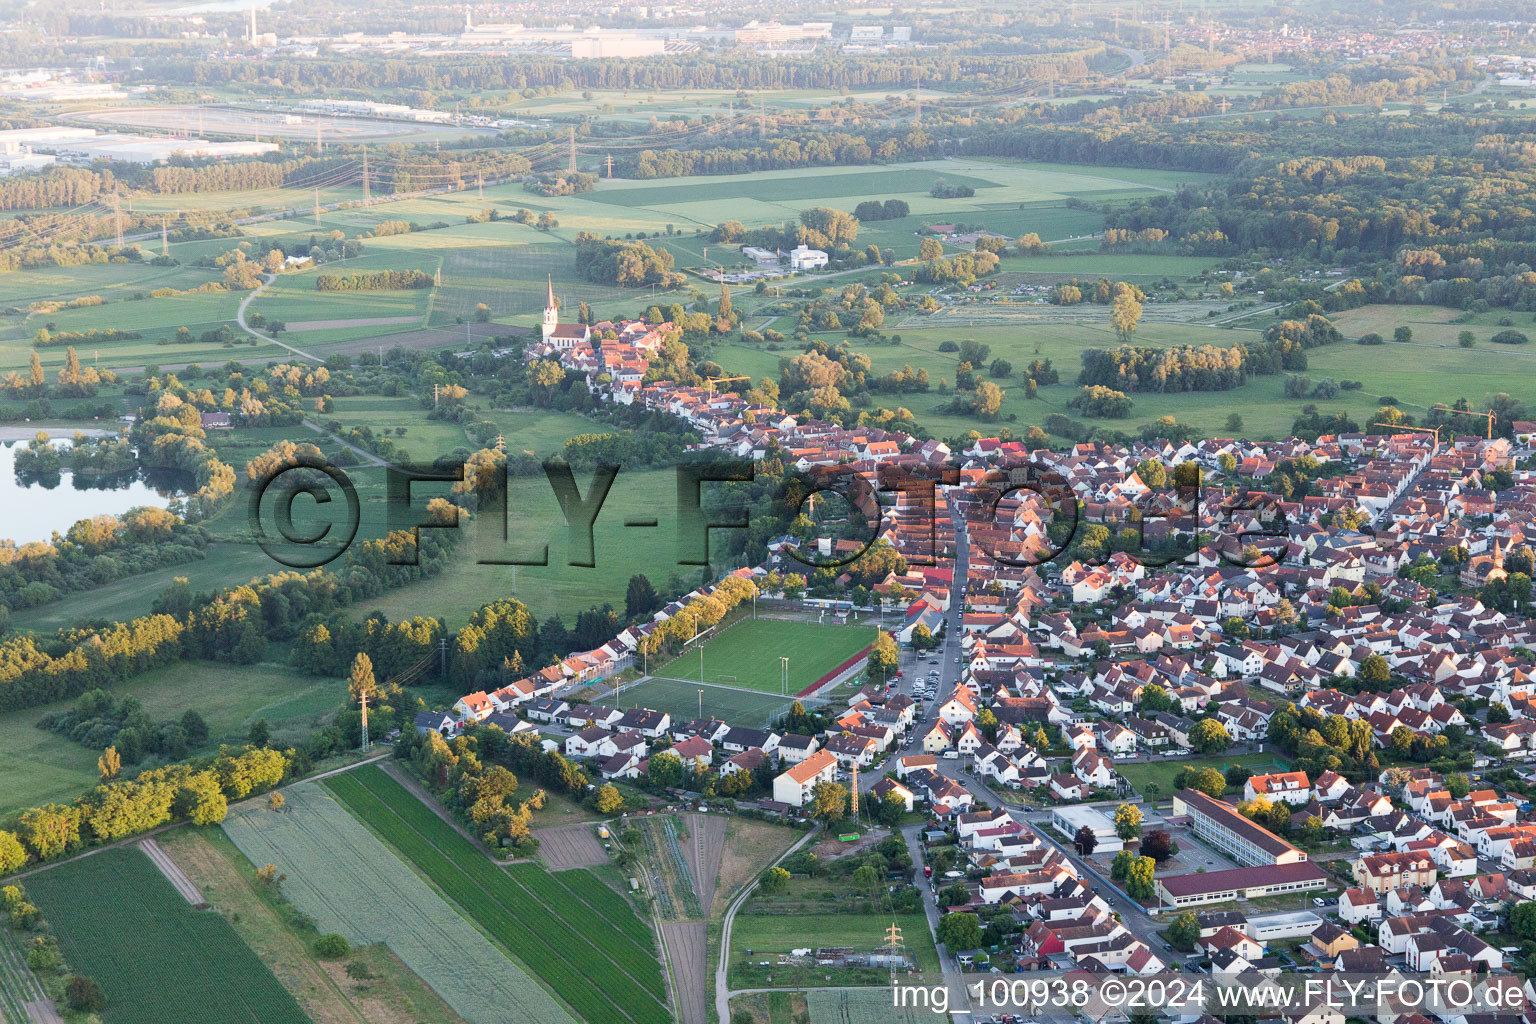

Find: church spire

[547,274,556,310]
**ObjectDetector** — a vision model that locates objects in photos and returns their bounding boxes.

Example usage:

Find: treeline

[146,51,1093,95]
[618,127,940,179]
[0,508,461,713]
[0,746,289,869]
[316,269,432,291]
[0,505,209,612]
[1078,344,1247,393]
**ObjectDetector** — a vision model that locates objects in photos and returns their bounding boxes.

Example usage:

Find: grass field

[26,847,308,1024]
[356,466,699,626]
[728,912,939,989]
[326,765,670,1024]
[651,618,876,695]
[223,780,570,1024]
[604,675,795,728]
[159,826,473,1024]
[1116,753,1292,801]
[0,659,343,816]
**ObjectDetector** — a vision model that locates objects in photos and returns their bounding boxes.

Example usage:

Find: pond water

[0,440,188,545]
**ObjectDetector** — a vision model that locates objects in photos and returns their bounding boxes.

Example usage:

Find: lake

[0,438,187,545]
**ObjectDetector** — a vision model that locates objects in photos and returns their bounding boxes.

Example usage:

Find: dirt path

[379,762,514,864]
[23,1000,63,1024]
[236,274,321,362]
[533,823,607,871]
[680,813,726,909]
[160,828,468,1024]
[138,838,206,906]
[659,921,707,1024]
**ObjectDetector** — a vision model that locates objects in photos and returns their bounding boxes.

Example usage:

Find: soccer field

[607,675,794,728]
[653,618,877,695]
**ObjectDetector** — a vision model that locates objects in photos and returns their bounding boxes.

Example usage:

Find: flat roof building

[1156,862,1329,909]
[1050,804,1124,854]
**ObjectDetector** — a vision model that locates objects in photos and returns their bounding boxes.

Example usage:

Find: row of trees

[315,269,432,291]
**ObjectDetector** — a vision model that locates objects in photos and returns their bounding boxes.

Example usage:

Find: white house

[771,749,838,808]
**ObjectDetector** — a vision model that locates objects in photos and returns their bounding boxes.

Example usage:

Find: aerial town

[2,1,1536,1023]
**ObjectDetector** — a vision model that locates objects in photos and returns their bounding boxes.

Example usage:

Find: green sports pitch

[652,618,877,695]
[604,675,793,728]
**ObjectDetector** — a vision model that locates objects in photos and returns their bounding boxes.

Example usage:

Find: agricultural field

[25,846,309,1024]
[650,617,876,694]
[325,765,671,1024]
[730,991,810,1024]
[1115,754,1293,802]
[806,989,938,1024]
[603,674,795,728]
[158,827,472,1024]
[222,780,571,1024]
[0,659,343,816]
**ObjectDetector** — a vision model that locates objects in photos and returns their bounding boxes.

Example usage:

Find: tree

[1301,815,1325,846]
[1225,413,1243,433]
[808,780,848,825]
[65,976,106,1013]
[937,912,982,951]
[1394,326,1413,344]
[1359,653,1391,688]
[1111,291,1143,342]
[1124,855,1156,900]
[877,789,907,827]
[314,934,351,959]
[1139,684,1173,715]
[1073,825,1098,856]
[595,784,624,814]
[1186,766,1227,798]
[1510,900,1536,941]
[1459,330,1476,348]
[1489,702,1512,724]
[1166,911,1201,951]
[0,831,26,873]
[181,709,209,748]
[248,719,271,747]
[760,866,791,893]
[1188,719,1231,755]
[971,380,1004,419]
[866,630,899,681]
[919,237,944,260]
[625,573,659,621]
[939,882,969,907]
[1113,802,1143,842]
[348,652,377,704]
[98,746,120,782]
[1141,829,1173,862]
[1445,773,1470,799]
[647,751,684,788]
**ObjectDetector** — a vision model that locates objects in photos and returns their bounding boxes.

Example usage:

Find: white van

[942,750,959,760]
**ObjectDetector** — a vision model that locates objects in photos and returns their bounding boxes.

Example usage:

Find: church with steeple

[541,275,591,349]
[1462,536,1510,587]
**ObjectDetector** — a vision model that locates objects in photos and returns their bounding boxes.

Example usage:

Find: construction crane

[1430,405,1497,440]
[1374,422,1442,453]
[704,375,749,395]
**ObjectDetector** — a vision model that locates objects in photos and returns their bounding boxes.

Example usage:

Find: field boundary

[138,838,207,907]
[798,643,874,697]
